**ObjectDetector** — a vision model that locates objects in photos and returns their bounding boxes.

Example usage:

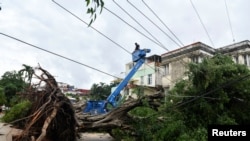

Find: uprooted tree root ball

[12,66,79,141]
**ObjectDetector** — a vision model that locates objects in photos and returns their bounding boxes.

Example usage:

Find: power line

[52,0,211,95]
[112,0,168,51]
[51,0,245,112]
[140,0,197,67]
[103,5,189,86]
[142,73,250,119]
[127,0,180,49]
[52,0,172,83]
[141,0,185,47]
[0,32,120,79]
[104,1,248,112]
[52,0,179,86]
[189,0,215,47]
[133,0,196,69]
[107,1,189,77]
[224,0,235,43]
[104,7,163,49]
[174,74,250,108]
[52,0,164,77]
[52,0,131,55]
[105,0,211,90]
[103,6,187,85]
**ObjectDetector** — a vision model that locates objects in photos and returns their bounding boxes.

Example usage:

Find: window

[164,64,169,75]
[128,63,133,69]
[140,76,144,85]
[148,74,152,85]
[244,54,250,66]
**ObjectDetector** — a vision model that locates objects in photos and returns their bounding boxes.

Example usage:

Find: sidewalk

[0,113,114,141]
[0,122,22,141]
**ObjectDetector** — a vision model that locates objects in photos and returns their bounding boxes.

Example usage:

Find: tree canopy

[110,54,250,140]
[174,54,250,126]
[89,81,119,100]
[0,64,34,106]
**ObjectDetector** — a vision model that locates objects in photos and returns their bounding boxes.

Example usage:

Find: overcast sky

[0,0,250,89]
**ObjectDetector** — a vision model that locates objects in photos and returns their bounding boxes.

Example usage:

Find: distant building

[57,82,90,96]
[75,89,90,96]
[57,82,69,93]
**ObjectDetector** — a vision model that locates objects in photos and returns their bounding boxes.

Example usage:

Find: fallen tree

[11,66,79,141]
[7,66,164,140]
[76,92,165,137]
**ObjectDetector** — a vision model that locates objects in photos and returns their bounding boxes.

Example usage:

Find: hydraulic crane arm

[83,43,150,114]
[107,48,150,107]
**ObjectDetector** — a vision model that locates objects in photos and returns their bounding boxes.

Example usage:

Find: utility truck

[83,43,150,114]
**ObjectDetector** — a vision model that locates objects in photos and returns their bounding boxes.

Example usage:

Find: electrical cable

[106,1,190,72]
[52,0,178,85]
[52,0,226,109]
[0,32,120,79]
[190,0,215,47]
[145,73,250,119]
[51,0,248,114]
[141,0,184,47]
[131,0,193,67]
[104,7,162,50]
[112,0,168,51]
[128,0,181,48]
[52,0,131,55]
[224,0,235,43]
[118,1,246,113]
[174,74,250,108]
[104,2,196,88]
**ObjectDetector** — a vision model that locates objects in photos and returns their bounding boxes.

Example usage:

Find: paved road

[78,133,114,141]
[0,122,22,141]
[0,113,114,141]
[0,122,114,141]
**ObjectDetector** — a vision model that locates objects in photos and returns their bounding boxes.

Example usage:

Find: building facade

[217,40,250,67]
[161,42,216,91]
[122,40,250,96]
[125,54,163,96]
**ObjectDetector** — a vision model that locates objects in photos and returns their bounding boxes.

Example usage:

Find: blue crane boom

[83,44,150,114]
[107,48,150,107]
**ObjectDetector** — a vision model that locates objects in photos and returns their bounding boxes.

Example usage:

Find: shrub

[1,100,32,123]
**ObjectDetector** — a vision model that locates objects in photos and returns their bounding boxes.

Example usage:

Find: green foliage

[126,105,187,141]
[173,53,250,128]
[112,54,250,141]
[188,54,248,90]
[0,64,33,106]
[85,0,104,26]
[177,127,207,141]
[132,86,145,98]
[0,87,7,105]
[1,100,32,123]
[100,54,250,141]
[129,106,156,117]
[65,93,80,102]
[0,70,27,106]
[89,82,118,100]
[18,64,34,84]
